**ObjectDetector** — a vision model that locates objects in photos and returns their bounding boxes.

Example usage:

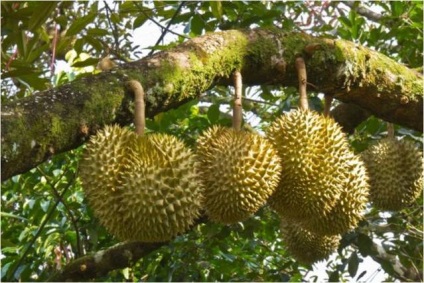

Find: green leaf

[328,271,339,282]
[207,104,220,123]
[71,58,99,68]
[339,16,352,28]
[1,262,12,279]
[348,252,359,277]
[210,1,222,18]
[356,233,376,257]
[85,36,103,52]
[190,14,204,35]
[2,67,42,78]
[0,212,27,221]
[357,270,367,281]
[28,2,57,31]
[133,14,148,29]
[66,13,97,36]
[86,28,109,36]
[111,12,120,24]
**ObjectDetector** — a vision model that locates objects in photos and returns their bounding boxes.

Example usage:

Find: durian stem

[387,122,395,138]
[127,80,145,136]
[295,57,309,111]
[232,70,243,131]
[324,94,333,117]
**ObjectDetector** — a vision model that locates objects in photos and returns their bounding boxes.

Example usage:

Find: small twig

[232,70,243,131]
[37,167,83,257]
[6,47,19,71]
[103,0,120,51]
[50,23,59,75]
[295,57,309,110]
[133,2,189,40]
[9,174,76,281]
[126,80,145,136]
[342,1,383,23]
[147,1,186,56]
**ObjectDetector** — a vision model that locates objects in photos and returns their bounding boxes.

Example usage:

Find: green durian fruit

[361,138,423,211]
[267,110,369,235]
[280,220,341,265]
[79,125,203,242]
[196,125,281,224]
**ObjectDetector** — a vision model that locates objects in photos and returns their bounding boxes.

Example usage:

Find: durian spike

[295,57,308,111]
[127,80,145,136]
[232,70,243,131]
[323,94,333,117]
[387,122,395,139]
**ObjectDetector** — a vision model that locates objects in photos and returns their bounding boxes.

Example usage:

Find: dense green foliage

[2,1,423,282]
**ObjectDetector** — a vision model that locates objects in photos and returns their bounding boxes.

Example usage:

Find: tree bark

[47,241,166,282]
[2,28,422,181]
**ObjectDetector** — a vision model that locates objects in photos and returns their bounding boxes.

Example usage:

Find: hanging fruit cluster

[78,58,423,265]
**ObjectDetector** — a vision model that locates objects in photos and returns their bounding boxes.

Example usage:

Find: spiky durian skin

[79,125,203,242]
[361,138,423,211]
[267,110,369,235]
[301,153,369,235]
[197,126,282,224]
[280,220,341,265]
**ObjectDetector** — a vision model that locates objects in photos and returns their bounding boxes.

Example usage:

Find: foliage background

[1,1,423,282]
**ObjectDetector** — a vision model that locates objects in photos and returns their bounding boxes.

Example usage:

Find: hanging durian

[79,80,203,242]
[361,124,423,211]
[267,57,369,235]
[280,220,341,265]
[196,71,282,224]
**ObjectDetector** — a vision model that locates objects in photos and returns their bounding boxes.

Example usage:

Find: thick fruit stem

[127,80,145,136]
[387,122,395,138]
[295,57,308,111]
[232,70,243,131]
[324,94,333,117]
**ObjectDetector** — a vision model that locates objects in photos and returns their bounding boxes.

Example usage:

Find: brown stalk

[387,122,395,138]
[127,80,145,136]
[232,70,243,131]
[324,94,333,117]
[295,57,308,110]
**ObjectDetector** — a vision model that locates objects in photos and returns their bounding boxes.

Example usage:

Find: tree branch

[48,214,209,281]
[368,240,422,282]
[48,241,166,282]
[2,28,422,181]
[342,1,383,23]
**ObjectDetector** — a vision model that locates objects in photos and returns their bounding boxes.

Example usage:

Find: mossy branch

[2,28,422,181]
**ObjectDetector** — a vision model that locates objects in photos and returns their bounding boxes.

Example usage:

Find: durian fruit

[361,138,423,211]
[196,125,282,224]
[267,109,369,235]
[117,133,203,242]
[79,125,203,242]
[280,219,341,265]
[301,152,369,236]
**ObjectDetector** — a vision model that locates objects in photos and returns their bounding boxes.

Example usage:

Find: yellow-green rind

[280,220,341,265]
[301,153,369,235]
[79,125,203,242]
[361,138,423,211]
[197,125,282,224]
[267,110,369,235]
